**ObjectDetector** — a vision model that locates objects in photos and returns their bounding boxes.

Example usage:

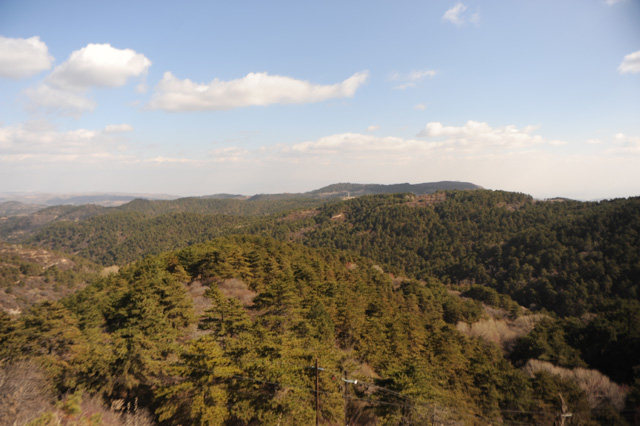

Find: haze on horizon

[1,0,639,201]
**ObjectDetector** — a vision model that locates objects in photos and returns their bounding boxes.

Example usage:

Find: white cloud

[25,43,151,116]
[3,121,639,200]
[391,70,437,81]
[414,104,427,110]
[148,71,369,112]
[0,36,53,79]
[611,133,640,154]
[618,50,640,74]
[605,0,625,5]
[409,70,437,80]
[185,127,637,199]
[24,84,96,117]
[192,122,563,169]
[47,43,151,91]
[394,83,414,90]
[279,133,440,157]
[390,69,436,89]
[443,3,467,25]
[209,147,250,163]
[104,124,133,133]
[0,122,133,164]
[442,3,479,26]
[417,120,560,150]
[366,125,380,132]
[145,156,193,164]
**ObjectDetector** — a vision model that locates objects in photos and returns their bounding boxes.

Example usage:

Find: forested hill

[307,181,481,198]
[263,191,640,316]
[0,235,624,425]
[10,190,640,318]
[256,190,640,391]
[1,189,640,424]
[9,189,640,317]
[0,182,481,242]
[115,196,324,216]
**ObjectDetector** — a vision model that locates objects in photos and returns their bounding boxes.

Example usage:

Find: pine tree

[156,336,238,426]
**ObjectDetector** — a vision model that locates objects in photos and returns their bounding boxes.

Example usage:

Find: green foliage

[564,299,640,384]
[3,189,638,425]
[525,371,597,425]
[199,286,252,345]
[156,336,238,426]
[511,318,586,369]
[275,191,639,317]
[461,285,522,317]
[27,212,250,266]
[253,190,640,389]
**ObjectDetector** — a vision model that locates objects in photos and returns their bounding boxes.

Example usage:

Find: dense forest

[1,189,639,425]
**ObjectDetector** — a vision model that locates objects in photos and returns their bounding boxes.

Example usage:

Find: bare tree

[0,361,53,426]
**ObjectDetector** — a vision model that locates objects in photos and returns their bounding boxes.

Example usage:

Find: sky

[1,0,639,200]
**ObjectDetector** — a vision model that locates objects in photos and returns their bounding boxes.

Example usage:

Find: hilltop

[307,181,481,198]
[0,181,481,241]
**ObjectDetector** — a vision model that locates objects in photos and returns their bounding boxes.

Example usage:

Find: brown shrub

[523,359,627,410]
[186,280,213,316]
[217,278,256,306]
[456,313,544,351]
[0,361,53,426]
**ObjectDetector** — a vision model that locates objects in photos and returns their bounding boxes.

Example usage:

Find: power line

[166,363,551,424]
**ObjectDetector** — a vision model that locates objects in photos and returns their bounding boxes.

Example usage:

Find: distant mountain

[0,182,481,208]
[200,193,249,200]
[249,181,482,201]
[45,194,140,206]
[246,193,314,201]
[0,204,107,241]
[0,201,45,217]
[0,192,180,207]
[308,181,482,198]
[0,182,482,243]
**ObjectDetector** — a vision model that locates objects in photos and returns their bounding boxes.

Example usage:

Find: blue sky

[1,0,639,199]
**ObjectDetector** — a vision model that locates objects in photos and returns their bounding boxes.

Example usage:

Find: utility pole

[557,393,572,426]
[316,357,320,426]
[344,370,348,426]
[341,374,360,426]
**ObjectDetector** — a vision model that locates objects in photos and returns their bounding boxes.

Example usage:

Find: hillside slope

[0,243,99,314]
[1,235,615,425]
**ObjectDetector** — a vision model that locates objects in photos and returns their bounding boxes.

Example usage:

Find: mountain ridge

[1,181,482,211]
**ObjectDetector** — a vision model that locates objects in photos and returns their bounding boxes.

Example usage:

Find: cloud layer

[208,121,566,166]
[2,119,639,199]
[195,124,638,199]
[148,71,369,112]
[0,36,54,79]
[417,120,563,150]
[0,122,131,165]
